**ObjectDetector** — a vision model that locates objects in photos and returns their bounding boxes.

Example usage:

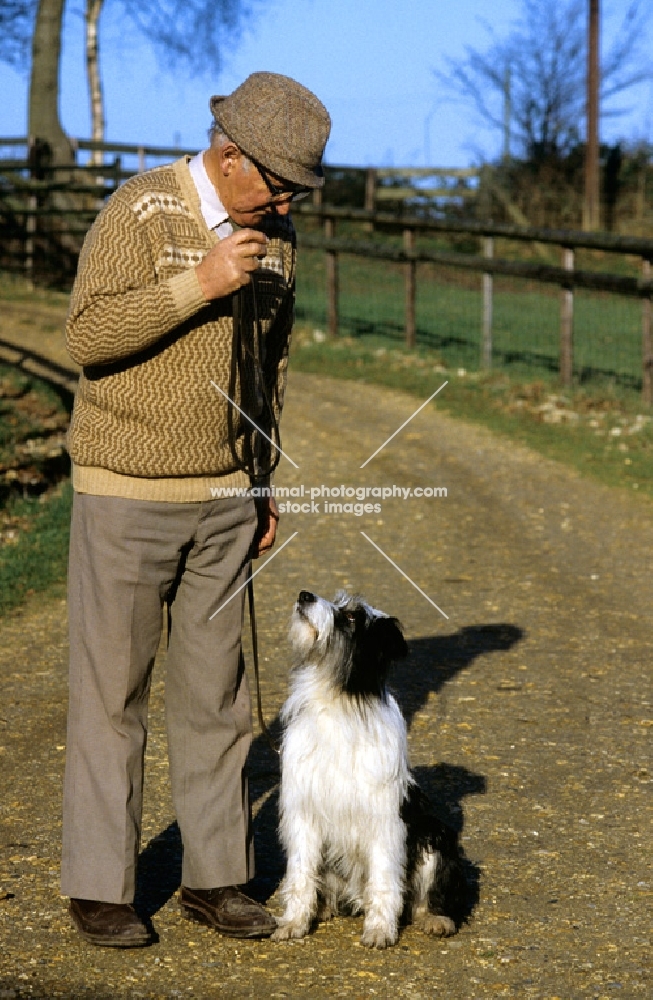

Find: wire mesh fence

[297,253,646,389]
[293,210,653,403]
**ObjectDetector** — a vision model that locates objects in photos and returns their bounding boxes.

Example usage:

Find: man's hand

[196,229,268,301]
[254,496,279,558]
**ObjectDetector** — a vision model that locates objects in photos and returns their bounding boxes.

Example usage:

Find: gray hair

[208,121,251,170]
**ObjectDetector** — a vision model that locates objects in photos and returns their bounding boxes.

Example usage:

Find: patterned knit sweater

[66,157,295,501]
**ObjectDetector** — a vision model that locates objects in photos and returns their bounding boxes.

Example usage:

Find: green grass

[0,269,70,308]
[295,247,644,390]
[288,331,653,502]
[0,351,72,617]
[0,481,72,616]
[0,364,69,464]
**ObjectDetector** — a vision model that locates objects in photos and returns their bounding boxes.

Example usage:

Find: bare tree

[85,0,104,167]
[123,0,255,71]
[29,0,74,164]
[0,1,72,163]
[83,0,256,166]
[438,0,652,162]
[0,0,260,165]
[0,0,36,66]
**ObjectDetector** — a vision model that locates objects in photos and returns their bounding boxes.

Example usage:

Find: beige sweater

[66,157,295,501]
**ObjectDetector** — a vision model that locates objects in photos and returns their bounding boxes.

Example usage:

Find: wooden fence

[328,166,480,211]
[294,204,653,405]
[1,137,652,403]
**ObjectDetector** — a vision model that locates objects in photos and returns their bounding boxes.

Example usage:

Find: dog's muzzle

[295,591,317,617]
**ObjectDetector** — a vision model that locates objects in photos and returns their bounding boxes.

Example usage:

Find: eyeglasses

[254,160,312,203]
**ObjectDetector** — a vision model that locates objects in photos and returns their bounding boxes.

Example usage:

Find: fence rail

[1,137,481,208]
[294,205,653,405]
[1,137,652,402]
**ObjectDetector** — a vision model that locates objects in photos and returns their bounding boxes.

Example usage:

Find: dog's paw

[361,924,398,949]
[416,912,456,937]
[271,919,310,942]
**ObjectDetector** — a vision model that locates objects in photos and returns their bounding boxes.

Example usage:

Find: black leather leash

[246,570,280,756]
[228,258,282,755]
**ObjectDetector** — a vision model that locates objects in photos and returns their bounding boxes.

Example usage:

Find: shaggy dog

[271,590,466,949]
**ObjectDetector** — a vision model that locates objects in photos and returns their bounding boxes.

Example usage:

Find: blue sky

[3,0,653,167]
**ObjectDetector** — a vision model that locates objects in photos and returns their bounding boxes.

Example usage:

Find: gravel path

[0,371,651,999]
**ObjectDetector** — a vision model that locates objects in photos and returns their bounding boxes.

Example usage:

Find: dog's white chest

[280,691,410,829]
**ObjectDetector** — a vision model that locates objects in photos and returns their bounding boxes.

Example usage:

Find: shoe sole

[181,902,275,939]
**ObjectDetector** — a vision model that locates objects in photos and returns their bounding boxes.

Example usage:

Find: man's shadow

[135,622,523,925]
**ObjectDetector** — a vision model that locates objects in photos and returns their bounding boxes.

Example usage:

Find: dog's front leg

[360,831,405,949]
[272,816,322,942]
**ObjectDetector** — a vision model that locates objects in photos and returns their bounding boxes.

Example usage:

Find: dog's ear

[372,616,408,662]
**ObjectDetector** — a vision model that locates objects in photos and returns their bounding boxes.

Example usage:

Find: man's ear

[218,140,241,177]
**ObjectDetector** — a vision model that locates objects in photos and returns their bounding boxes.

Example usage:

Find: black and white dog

[272,590,466,949]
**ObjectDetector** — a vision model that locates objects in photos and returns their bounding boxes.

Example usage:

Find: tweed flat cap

[210,72,331,189]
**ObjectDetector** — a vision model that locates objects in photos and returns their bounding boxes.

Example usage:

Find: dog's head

[289,590,407,700]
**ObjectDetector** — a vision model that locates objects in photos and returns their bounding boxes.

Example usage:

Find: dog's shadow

[135,622,523,924]
[396,623,524,730]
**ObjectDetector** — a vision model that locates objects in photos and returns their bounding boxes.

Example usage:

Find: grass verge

[288,327,653,501]
[0,343,73,618]
[0,481,72,616]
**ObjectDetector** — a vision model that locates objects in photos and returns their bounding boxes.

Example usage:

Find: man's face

[206,140,296,228]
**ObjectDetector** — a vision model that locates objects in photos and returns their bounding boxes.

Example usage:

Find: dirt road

[1,371,651,998]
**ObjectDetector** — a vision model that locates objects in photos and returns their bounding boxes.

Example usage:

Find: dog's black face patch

[289,591,408,704]
[339,605,407,701]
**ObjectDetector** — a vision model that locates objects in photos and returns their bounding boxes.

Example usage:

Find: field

[295,243,645,389]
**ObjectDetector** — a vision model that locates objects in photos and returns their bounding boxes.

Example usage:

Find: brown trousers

[61,492,257,903]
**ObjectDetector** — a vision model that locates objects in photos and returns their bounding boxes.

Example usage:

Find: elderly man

[61,72,330,946]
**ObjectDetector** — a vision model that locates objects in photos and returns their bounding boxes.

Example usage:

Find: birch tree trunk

[85,0,105,171]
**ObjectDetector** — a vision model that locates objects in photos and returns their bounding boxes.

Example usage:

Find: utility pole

[584,0,600,230]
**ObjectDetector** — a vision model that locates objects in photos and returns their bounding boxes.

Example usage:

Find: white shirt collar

[188,151,233,238]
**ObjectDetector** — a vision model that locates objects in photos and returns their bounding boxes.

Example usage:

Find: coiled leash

[229,264,283,755]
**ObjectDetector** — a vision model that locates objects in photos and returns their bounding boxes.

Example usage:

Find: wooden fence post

[642,257,652,407]
[560,247,574,387]
[25,193,36,286]
[364,168,376,232]
[482,236,494,368]
[403,227,416,348]
[111,156,122,194]
[138,146,146,173]
[25,135,36,286]
[325,215,339,338]
[364,168,376,212]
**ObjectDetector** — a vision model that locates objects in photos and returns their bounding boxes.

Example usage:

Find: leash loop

[247,570,281,755]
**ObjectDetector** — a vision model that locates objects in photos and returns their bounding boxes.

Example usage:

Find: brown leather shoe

[69,898,151,947]
[180,886,276,938]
